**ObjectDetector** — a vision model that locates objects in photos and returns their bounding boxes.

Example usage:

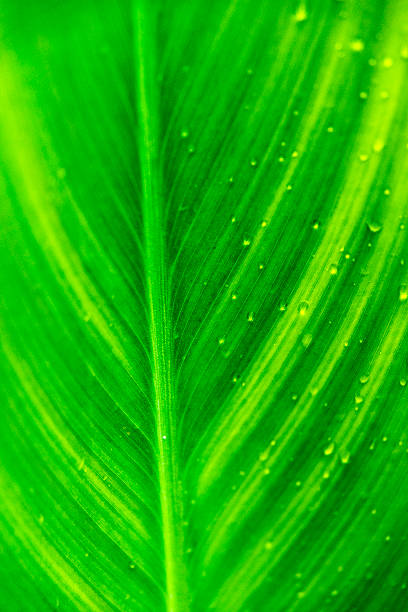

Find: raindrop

[340,450,351,464]
[373,139,384,153]
[218,337,225,345]
[350,39,364,52]
[295,4,307,22]
[324,441,335,456]
[330,264,338,275]
[298,301,309,315]
[247,312,254,322]
[367,221,382,233]
[359,374,369,384]
[400,378,407,387]
[243,238,251,247]
[399,284,407,302]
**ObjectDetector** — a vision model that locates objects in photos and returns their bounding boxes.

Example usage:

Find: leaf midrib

[133,2,188,610]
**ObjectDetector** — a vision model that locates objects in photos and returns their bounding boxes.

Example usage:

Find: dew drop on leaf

[360,374,369,384]
[247,312,254,322]
[350,39,364,52]
[324,441,335,456]
[400,378,407,387]
[367,221,382,233]
[373,139,384,153]
[399,284,407,302]
[294,4,307,22]
[243,238,251,247]
[298,301,309,315]
[340,450,350,464]
[218,337,225,345]
[330,264,338,275]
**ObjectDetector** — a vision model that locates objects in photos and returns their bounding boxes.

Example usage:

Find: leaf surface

[1,1,407,610]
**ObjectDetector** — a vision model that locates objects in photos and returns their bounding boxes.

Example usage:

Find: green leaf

[1,1,407,610]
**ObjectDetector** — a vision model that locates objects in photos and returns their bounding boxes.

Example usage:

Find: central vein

[133,2,188,610]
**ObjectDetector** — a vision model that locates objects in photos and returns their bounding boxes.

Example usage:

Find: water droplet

[180,129,189,139]
[243,238,251,247]
[350,39,364,52]
[228,176,234,184]
[359,91,368,100]
[373,139,384,153]
[367,221,382,233]
[231,216,236,223]
[292,151,299,158]
[340,450,350,464]
[330,264,338,275]
[312,220,320,230]
[231,294,237,301]
[247,312,254,322]
[162,435,167,440]
[188,145,195,155]
[218,337,225,345]
[324,441,335,456]
[360,374,369,384]
[295,4,307,22]
[400,378,407,387]
[327,126,334,133]
[261,220,267,227]
[380,90,389,100]
[399,284,407,302]
[383,57,393,68]
[359,153,369,162]
[265,541,273,550]
[129,562,136,570]
[298,301,309,315]
[259,263,264,270]
[279,303,287,312]
[355,394,364,404]
[250,159,257,167]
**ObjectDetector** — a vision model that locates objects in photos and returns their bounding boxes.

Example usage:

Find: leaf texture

[1,1,408,610]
